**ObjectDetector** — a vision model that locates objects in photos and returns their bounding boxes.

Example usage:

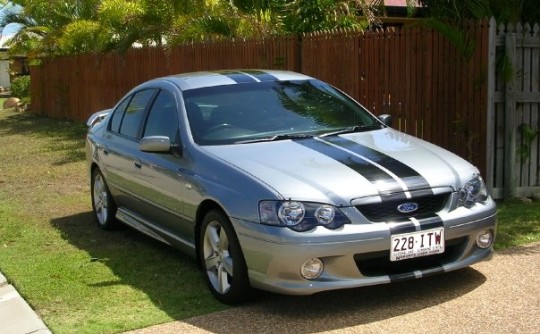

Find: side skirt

[116,207,197,257]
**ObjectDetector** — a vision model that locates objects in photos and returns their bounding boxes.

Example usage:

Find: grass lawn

[0,110,539,333]
[0,110,225,334]
[495,200,540,249]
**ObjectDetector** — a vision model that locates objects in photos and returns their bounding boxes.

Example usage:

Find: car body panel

[201,128,477,207]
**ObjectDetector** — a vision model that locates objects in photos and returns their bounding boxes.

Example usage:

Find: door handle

[134,161,142,169]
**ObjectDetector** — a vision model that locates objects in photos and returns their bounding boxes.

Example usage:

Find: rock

[519,197,533,204]
[3,97,20,109]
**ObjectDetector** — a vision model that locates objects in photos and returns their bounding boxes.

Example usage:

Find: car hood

[201,129,479,205]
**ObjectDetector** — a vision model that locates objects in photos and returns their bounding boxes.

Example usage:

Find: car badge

[397,202,419,213]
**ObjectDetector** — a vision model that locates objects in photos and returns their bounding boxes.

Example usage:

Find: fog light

[300,258,324,280]
[476,230,494,249]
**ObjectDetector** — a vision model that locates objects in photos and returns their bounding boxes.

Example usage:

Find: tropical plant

[10,75,31,101]
[281,0,373,33]
[517,123,540,166]
[418,1,540,64]
[0,0,102,56]
[1,0,379,56]
[419,0,540,24]
[418,0,540,61]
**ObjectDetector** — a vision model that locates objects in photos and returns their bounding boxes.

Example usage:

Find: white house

[0,32,13,89]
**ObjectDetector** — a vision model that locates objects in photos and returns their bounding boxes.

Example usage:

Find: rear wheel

[199,210,251,304]
[91,169,119,230]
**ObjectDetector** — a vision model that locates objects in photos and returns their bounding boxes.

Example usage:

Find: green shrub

[11,75,31,100]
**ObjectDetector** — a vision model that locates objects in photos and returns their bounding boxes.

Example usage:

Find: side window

[118,89,156,138]
[143,91,179,141]
[109,97,130,133]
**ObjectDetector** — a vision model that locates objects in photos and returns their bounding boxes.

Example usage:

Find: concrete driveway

[124,243,540,334]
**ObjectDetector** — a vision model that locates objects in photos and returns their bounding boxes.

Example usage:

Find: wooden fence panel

[487,19,540,198]
[30,25,491,180]
[31,37,299,124]
[300,23,489,175]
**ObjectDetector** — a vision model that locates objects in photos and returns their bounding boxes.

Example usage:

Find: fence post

[504,30,517,199]
[486,17,496,195]
[296,34,303,73]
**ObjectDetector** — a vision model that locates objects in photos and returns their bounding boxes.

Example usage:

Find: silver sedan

[86,70,497,304]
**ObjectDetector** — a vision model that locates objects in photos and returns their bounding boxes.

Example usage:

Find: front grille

[354,237,467,277]
[355,193,449,222]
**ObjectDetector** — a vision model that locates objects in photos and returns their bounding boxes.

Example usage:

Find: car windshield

[183,79,383,145]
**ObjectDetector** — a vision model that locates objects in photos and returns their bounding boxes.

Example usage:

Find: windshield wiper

[318,124,382,137]
[236,133,314,144]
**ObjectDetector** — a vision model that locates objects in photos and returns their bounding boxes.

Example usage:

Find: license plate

[390,228,445,262]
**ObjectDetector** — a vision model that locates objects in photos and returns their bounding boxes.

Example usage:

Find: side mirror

[378,114,393,127]
[139,136,171,153]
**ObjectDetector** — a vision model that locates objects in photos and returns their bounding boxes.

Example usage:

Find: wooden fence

[487,18,540,198]
[32,21,514,195]
[30,36,299,122]
[302,24,489,176]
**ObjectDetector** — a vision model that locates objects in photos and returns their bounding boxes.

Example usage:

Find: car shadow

[50,211,224,319]
[185,267,486,333]
[51,212,487,333]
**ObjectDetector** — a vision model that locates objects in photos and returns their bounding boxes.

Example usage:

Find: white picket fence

[487,17,540,199]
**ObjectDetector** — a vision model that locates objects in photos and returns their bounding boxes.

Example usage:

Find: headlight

[278,201,305,226]
[458,175,488,208]
[259,201,350,231]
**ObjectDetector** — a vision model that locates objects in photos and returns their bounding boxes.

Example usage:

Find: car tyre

[91,169,119,230]
[199,210,252,304]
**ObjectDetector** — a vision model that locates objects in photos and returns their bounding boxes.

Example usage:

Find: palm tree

[0,0,102,56]
[419,0,540,23]
[2,0,380,56]
[1,9,55,57]
[280,0,376,33]
[168,0,378,44]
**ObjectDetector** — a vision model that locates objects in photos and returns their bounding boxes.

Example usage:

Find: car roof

[157,69,314,91]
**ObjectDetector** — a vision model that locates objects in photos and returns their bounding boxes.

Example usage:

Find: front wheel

[91,169,119,230]
[199,210,252,304]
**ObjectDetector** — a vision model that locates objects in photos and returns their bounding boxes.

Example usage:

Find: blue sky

[2,23,21,36]
[0,2,21,37]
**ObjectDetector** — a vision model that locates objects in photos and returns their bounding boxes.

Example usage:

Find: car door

[132,89,194,242]
[99,88,158,211]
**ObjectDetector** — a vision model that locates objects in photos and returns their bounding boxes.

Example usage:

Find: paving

[0,272,51,334]
[1,242,539,334]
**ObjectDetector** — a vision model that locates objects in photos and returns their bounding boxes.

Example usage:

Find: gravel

[123,242,540,334]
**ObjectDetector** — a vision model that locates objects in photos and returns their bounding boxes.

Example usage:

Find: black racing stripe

[295,138,406,199]
[389,266,444,282]
[389,215,444,234]
[379,192,411,202]
[389,222,417,234]
[416,215,444,231]
[241,70,278,82]
[321,136,433,194]
[421,266,445,277]
[389,272,417,283]
[409,188,437,198]
[220,71,257,83]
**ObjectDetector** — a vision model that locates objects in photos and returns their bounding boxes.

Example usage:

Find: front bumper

[232,200,497,295]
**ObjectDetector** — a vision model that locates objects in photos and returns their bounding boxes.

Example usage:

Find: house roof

[0,33,14,49]
[378,0,421,7]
